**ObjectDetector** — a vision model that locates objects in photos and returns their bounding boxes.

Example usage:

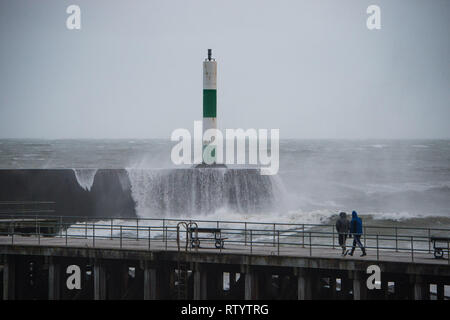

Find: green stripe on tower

[203,89,216,118]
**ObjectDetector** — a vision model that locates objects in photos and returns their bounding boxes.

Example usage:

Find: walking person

[348,210,366,257]
[335,212,350,255]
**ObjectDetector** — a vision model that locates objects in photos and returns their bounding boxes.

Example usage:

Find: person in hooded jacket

[335,212,350,255]
[349,210,366,257]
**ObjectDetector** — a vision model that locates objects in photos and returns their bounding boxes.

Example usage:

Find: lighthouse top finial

[207,49,212,61]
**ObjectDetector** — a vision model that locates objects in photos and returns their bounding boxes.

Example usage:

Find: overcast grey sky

[0,0,449,139]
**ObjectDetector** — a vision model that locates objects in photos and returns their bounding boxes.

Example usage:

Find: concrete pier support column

[279,275,291,299]
[94,261,106,300]
[381,279,390,300]
[201,269,208,300]
[413,283,423,300]
[194,265,224,300]
[263,272,273,299]
[310,270,322,299]
[2,255,15,300]
[121,264,129,298]
[229,272,236,289]
[107,263,124,299]
[352,278,361,300]
[159,264,172,299]
[411,276,427,300]
[295,268,311,300]
[436,283,444,300]
[143,261,157,300]
[313,271,325,299]
[350,271,367,300]
[193,269,201,300]
[193,263,207,300]
[243,266,258,300]
[217,271,224,294]
[207,268,223,299]
[340,276,351,300]
[296,269,306,300]
[329,276,337,299]
[169,268,176,293]
[48,257,61,300]
[143,263,172,300]
[395,278,410,300]
[244,272,254,300]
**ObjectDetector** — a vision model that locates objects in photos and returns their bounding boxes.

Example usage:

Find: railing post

[395,227,398,252]
[93,223,95,248]
[244,222,247,246]
[250,229,253,254]
[363,226,367,247]
[309,232,312,256]
[9,218,443,264]
[376,234,379,261]
[120,225,123,249]
[302,224,305,248]
[332,226,335,249]
[428,229,431,253]
[446,240,449,265]
[162,219,166,242]
[273,224,276,247]
[277,230,280,256]
[148,227,151,250]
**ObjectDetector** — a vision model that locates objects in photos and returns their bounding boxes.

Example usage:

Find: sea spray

[73,168,97,191]
[126,168,284,217]
[3,139,450,224]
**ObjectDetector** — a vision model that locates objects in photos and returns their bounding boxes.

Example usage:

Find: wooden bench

[430,237,450,259]
[188,227,227,249]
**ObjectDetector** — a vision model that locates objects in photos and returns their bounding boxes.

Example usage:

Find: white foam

[126,169,159,217]
[62,208,335,247]
[369,211,424,221]
[126,168,284,218]
[166,207,334,227]
[368,211,449,221]
[117,171,131,191]
[73,168,97,191]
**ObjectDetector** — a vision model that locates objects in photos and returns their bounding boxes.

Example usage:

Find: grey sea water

[1,139,450,228]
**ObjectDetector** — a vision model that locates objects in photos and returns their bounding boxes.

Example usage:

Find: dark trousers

[338,234,347,249]
[350,235,366,253]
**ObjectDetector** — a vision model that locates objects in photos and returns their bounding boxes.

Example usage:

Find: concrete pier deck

[0,234,449,267]
[1,232,449,300]
[1,216,449,300]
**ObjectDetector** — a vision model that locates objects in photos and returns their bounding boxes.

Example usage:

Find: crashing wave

[126,168,284,217]
[73,168,97,191]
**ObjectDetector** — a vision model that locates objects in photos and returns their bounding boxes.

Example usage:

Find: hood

[352,210,358,219]
[339,212,347,219]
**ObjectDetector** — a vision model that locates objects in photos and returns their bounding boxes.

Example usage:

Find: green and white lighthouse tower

[202,49,217,164]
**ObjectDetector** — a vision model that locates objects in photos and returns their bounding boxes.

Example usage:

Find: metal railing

[0,201,56,215]
[0,214,449,264]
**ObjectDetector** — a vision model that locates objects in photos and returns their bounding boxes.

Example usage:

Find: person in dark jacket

[349,210,366,256]
[335,212,350,255]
